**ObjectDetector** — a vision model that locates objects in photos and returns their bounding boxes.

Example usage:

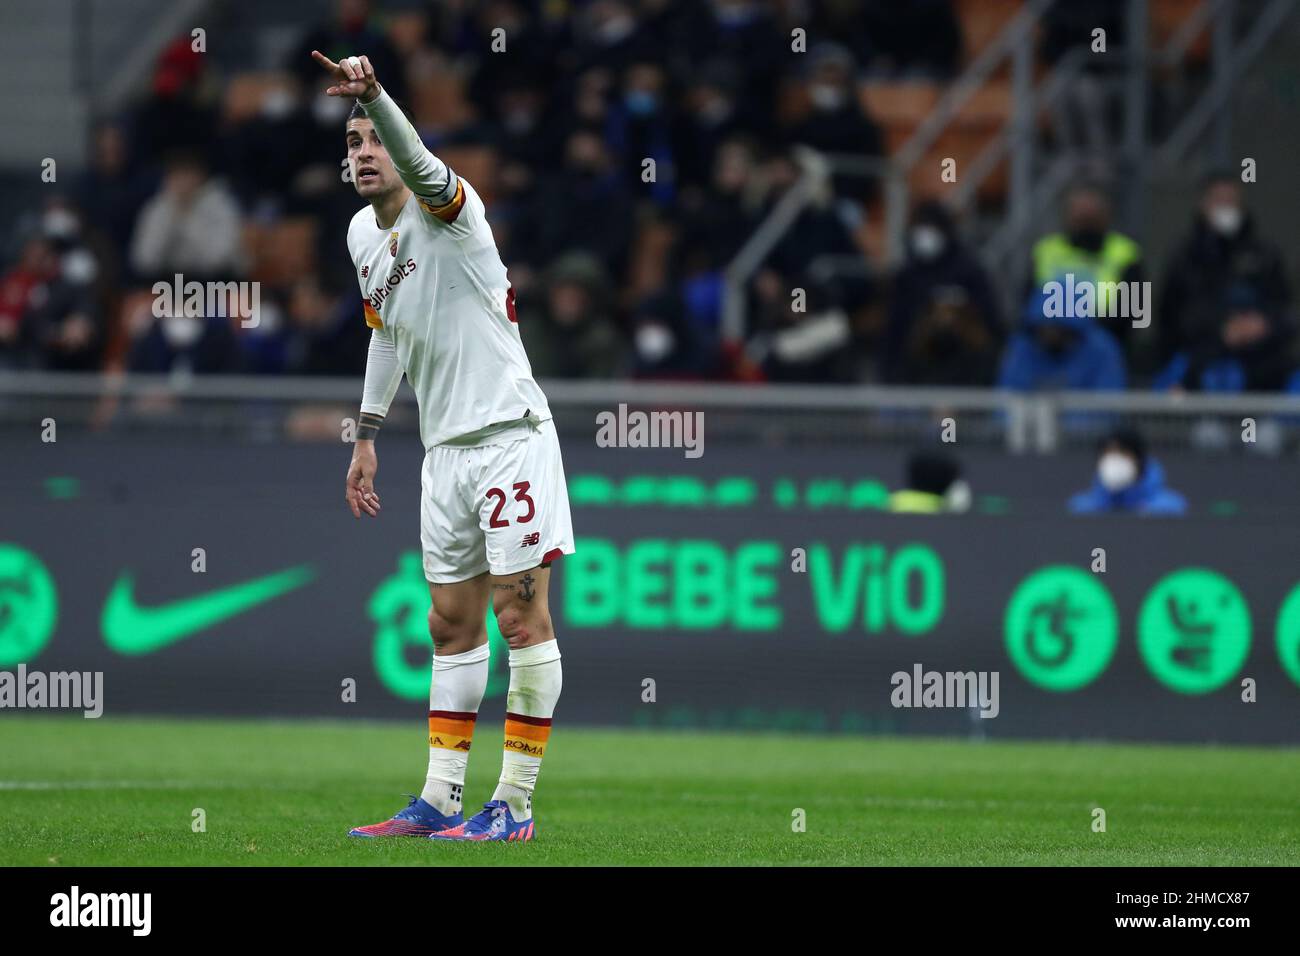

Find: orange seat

[860,81,942,129]
[951,81,1013,128]
[954,0,1025,64]
[222,73,295,125]
[1151,0,1211,63]
[911,127,1008,203]
[628,219,677,300]
[437,145,498,206]
[244,218,318,287]
[408,53,473,131]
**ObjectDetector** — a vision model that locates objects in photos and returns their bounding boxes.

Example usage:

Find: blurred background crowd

[1,0,1296,396]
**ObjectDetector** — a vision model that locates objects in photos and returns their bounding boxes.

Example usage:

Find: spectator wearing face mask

[1156,170,1293,383]
[998,289,1126,392]
[628,290,718,379]
[882,201,1004,385]
[12,203,106,372]
[1068,427,1187,516]
[607,61,677,207]
[785,43,884,203]
[1028,182,1143,350]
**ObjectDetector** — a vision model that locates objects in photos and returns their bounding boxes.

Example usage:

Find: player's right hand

[312,50,380,103]
[346,442,381,519]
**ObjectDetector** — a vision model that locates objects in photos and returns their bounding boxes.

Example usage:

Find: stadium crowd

[0,0,1295,394]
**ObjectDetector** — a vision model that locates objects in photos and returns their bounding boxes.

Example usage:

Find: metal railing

[719,0,1056,344]
[3,371,1297,455]
[1155,0,1299,167]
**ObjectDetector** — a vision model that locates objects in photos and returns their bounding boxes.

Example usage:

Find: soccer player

[315,51,572,842]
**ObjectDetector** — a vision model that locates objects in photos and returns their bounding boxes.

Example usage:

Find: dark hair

[1100,426,1146,466]
[912,199,955,235]
[345,96,417,129]
[905,452,961,496]
[1201,165,1240,190]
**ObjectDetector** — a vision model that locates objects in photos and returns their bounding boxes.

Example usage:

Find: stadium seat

[954,0,1025,64]
[222,73,295,125]
[1152,0,1211,63]
[407,52,473,131]
[860,81,941,157]
[628,219,676,300]
[860,81,943,133]
[244,217,318,286]
[437,145,499,207]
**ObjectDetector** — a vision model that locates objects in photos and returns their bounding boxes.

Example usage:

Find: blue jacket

[1068,457,1188,516]
[998,294,1127,392]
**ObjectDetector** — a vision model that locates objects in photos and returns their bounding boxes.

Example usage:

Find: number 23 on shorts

[486,481,535,527]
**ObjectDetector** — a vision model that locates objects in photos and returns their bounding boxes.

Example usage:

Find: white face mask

[162,314,203,348]
[1207,205,1243,236]
[944,479,971,513]
[43,208,79,240]
[312,91,349,125]
[1097,452,1138,492]
[910,225,946,261]
[61,248,98,285]
[809,85,845,111]
[261,87,297,121]
[635,323,675,363]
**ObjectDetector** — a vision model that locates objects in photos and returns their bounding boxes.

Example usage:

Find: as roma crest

[389,231,399,257]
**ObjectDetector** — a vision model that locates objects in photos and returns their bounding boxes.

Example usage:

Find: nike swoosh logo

[102,565,315,655]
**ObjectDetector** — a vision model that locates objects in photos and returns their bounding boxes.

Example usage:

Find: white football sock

[420,643,489,816]
[493,641,562,821]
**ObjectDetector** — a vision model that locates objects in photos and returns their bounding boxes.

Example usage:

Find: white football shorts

[419,417,575,583]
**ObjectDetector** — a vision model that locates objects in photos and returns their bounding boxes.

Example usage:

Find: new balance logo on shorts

[521,532,540,547]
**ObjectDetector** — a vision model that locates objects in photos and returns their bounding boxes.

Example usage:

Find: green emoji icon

[0,543,59,667]
[369,552,508,700]
[1004,565,1118,691]
[1274,584,1300,689]
[1138,568,1250,694]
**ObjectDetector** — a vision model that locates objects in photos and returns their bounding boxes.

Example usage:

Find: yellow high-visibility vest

[888,490,946,514]
[1032,232,1141,315]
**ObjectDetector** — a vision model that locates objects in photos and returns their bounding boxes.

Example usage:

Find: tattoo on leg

[519,573,536,602]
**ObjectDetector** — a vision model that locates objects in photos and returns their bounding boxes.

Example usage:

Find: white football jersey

[348,90,549,449]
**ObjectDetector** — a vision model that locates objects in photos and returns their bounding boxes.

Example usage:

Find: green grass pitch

[2,716,1298,866]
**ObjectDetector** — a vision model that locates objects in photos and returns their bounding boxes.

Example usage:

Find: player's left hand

[311,50,380,102]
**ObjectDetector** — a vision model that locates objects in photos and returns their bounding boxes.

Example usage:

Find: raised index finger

[311,49,339,72]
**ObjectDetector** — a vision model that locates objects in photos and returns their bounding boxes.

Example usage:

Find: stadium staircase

[718,0,1299,341]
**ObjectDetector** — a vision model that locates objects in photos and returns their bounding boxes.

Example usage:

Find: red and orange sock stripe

[428,709,477,752]
[503,713,552,758]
